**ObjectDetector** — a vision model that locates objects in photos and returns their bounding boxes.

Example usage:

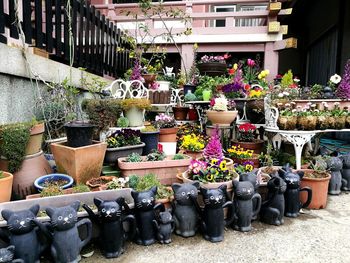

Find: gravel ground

[78,193,350,263]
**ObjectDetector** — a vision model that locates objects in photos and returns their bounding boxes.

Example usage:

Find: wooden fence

[0,0,131,78]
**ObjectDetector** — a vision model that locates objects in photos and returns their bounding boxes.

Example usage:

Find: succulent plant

[126,152,143,162]
[117,117,129,128]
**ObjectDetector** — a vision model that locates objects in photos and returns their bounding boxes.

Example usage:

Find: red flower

[223,54,231,60]
[210,98,215,107]
[238,123,257,132]
[157,143,163,153]
[244,84,251,91]
[228,68,235,75]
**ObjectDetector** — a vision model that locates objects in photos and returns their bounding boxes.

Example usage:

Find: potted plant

[227,145,260,168]
[297,105,317,130]
[206,96,238,127]
[86,176,116,190]
[232,123,264,154]
[140,126,160,155]
[118,152,191,185]
[33,173,74,192]
[119,98,151,127]
[154,113,178,155]
[331,102,347,129]
[0,171,13,202]
[179,133,207,160]
[104,129,145,166]
[197,55,227,76]
[172,105,189,121]
[278,107,298,130]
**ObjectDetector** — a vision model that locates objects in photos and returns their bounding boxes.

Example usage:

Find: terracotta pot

[50,141,107,184]
[206,110,238,127]
[0,172,13,202]
[173,106,189,121]
[0,151,53,199]
[118,155,191,185]
[86,176,115,189]
[232,140,264,154]
[231,154,260,168]
[26,123,45,155]
[278,116,297,130]
[159,127,179,142]
[197,62,227,77]
[142,74,157,86]
[246,99,265,124]
[298,169,331,209]
[183,150,203,160]
[104,143,145,166]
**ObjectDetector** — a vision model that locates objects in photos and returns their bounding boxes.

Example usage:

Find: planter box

[50,141,107,184]
[104,143,145,166]
[198,62,227,76]
[118,155,191,185]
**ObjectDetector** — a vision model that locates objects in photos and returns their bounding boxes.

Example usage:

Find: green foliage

[281,70,294,88]
[0,122,33,173]
[72,184,91,193]
[79,68,108,93]
[134,174,172,200]
[184,92,197,102]
[117,117,129,128]
[0,171,4,179]
[146,150,166,161]
[141,125,158,132]
[128,175,140,189]
[82,99,121,132]
[126,152,143,162]
[119,98,151,111]
[40,184,64,197]
[173,154,185,160]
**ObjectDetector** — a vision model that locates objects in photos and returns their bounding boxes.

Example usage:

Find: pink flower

[210,98,215,107]
[247,59,255,67]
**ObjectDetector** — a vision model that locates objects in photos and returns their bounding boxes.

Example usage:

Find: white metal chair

[104,79,128,99]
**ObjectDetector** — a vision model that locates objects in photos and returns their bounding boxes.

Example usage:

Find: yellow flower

[206,174,214,181]
[245,164,254,172]
[233,63,238,70]
[219,160,227,171]
[193,43,199,50]
[211,159,218,166]
[258,74,263,80]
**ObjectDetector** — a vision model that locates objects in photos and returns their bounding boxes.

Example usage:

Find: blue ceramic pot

[34,173,74,192]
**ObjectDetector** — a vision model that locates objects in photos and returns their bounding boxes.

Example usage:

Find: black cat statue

[232,180,261,232]
[153,210,174,244]
[279,164,312,218]
[0,205,46,263]
[260,175,287,226]
[83,197,136,258]
[131,186,164,246]
[45,201,92,263]
[0,246,24,263]
[200,185,233,242]
[171,182,200,238]
[326,156,343,195]
[341,154,350,191]
[239,171,260,220]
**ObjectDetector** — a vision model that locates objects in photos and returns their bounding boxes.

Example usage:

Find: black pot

[183,85,197,96]
[246,99,265,124]
[104,143,145,166]
[140,131,159,155]
[197,62,227,76]
[64,121,95,148]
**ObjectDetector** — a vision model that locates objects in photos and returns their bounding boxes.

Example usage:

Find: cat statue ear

[218,184,227,193]
[297,170,305,179]
[150,186,158,195]
[116,197,126,206]
[71,201,80,212]
[29,204,40,216]
[94,198,104,207]
[131,190,138,199]
[46,207,55,218]
[6,245,15,253]
[192,181,200,189]
[200,187,208,196]
[171,183,182,193]
[1,209,13,221]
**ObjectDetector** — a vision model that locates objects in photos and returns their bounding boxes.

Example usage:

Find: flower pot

[206,110,238,127]
[26,123,45,155]
[183,150,203,160]
[297,116,317,130]
[326,116,336,129]
[118,155,191,185]
[142,74,157,86]
[86,176,115,190]
[159,127,179,142]
[334,116,346,130]
[34,173,74,192]
[124,107,144,127]
[104,143,145,166]
[183,85,196,95]
[157,81,171,91]
[232,140,264,155]
[188,109,199,121]
[64,121,95,148]
[0,172,13,203]
[149,90,171,104]
[140,131,159,155]
[298,169,331,209]
[50,141,107,184]
[173,106,189,121]
[278,116,297,130]
[316,115,328,130]
[197,62,227,77]
[231,154,260,168]
[246,99,265,124]
[0,151,53,199]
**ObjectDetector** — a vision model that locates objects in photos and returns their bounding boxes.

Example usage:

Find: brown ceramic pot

[142,74,157,86]
[232,140,264,155]
[86,176,115,189]
[0,151,53,199]
[26,123,45,155]
[159,127,179,142]
[173,106,189,121]
[50,141,107,184]
[0,172,13,202]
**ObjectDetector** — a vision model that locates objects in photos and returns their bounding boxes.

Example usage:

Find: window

[214,5,236,27]
[236,5,267,27]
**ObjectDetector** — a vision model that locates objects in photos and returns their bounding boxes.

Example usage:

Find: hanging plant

[0,123,32,173]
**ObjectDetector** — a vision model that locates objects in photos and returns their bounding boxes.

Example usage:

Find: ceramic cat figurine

[45,201,92,263]
[200,185,233,242]
[260,175,287,226]
[341,154,350,191]
[171,182,200,237]
[326,156,343,195]
[83,197,136,258]
[240,171,260,220]
[0,205,45,263]
[131,186,164,246]
[232,181,261,232]
[0,246,24,263]
[153,210,174,244]
[279,164,312,218]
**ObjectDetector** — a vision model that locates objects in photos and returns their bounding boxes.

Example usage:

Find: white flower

[278,93,284,98]
[292,109,297,113]
[334,102,340,106]
[285,103,291,107]
[330,74,341,84]
[307,102,312,106]
[311,104,317,108]
[293,78,300,83]
[283,91,290,96]
[212,96,228,111]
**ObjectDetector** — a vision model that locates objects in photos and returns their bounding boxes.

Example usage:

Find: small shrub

[126,152,143,162]
[128,175,140,189]
[134,174,172,200]
[40,184,64,197]
[72,184,90,193]
[146,150,166,161]
[141,125,158,132]
[173,154,185,160]
[117,117,129,128]
[106,177,129,190]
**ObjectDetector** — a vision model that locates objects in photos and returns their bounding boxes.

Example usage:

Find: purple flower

[336,59,350,99]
